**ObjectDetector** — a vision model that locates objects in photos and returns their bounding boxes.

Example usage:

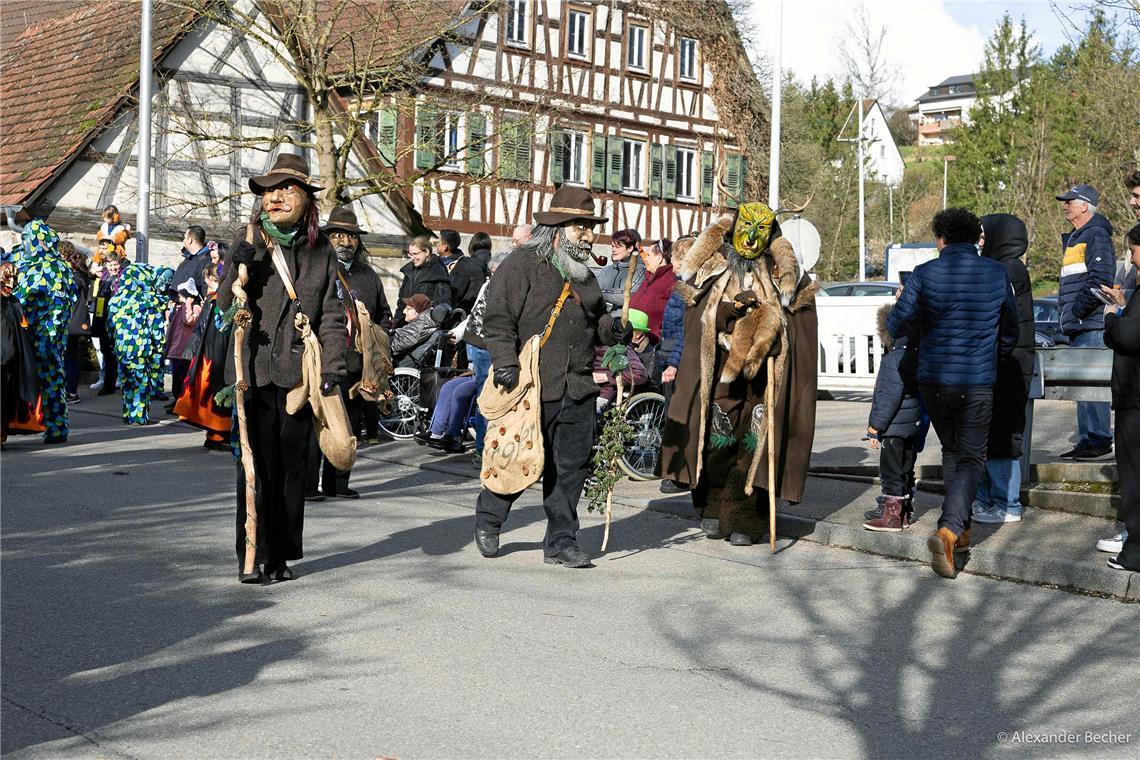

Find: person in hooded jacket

[438,229,485,314]
[972,213,1036,524]
[395,235,452,327]
[468,231,493,276]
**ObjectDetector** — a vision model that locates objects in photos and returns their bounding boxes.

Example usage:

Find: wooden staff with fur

[235,224,258,578]
[767,354,776,552]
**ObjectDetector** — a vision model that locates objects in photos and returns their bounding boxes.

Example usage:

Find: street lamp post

[767,0,783,211]
[136,0,153,263]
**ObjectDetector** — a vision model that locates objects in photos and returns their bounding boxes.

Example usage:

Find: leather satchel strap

[269,240,300,305]
[539,282,572,349]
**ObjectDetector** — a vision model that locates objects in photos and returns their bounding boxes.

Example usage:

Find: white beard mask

[555,234,592,282]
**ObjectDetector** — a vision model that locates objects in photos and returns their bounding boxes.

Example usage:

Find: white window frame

[621,139,645,193]
[676,147,695,200]
[565,130,587,186]
[440,112,462,169]
[627,24,647,71]
[678,37,698,81]
[566,8,589,59]
[506,0,527,46]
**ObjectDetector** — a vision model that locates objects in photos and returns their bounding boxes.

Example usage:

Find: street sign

[782,217,820,271]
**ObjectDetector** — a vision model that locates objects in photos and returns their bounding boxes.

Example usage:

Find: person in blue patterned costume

[149,267,174,398]
[12,221,76,444]
[109,263,167,425]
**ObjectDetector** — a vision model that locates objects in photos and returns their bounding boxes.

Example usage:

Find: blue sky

[747,0,1096,106]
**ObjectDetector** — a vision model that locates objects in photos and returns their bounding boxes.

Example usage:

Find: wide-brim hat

[321,205,367,235]
[533,186,607,226]
[249,153,324,194]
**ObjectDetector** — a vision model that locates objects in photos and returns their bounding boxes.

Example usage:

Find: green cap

[627,308,650,333]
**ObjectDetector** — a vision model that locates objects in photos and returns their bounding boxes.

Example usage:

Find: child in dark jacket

[864,305,928,531]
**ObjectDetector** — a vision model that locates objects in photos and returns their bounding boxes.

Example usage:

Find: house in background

[0,0,761,270]
[859,99,903,187]
[907,74,979,146]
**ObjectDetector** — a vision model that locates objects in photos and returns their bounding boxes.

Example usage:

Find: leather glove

[320,373,343,397]
[732,290,761,318]
[493,366,519,391]
[612,315,634,345]
[231,240,257,268]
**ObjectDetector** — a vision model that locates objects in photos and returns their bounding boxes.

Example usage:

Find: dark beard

[335,244,355,263]
[556,233,591,282]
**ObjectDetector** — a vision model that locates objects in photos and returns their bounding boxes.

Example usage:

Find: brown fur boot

[927,527,959,579]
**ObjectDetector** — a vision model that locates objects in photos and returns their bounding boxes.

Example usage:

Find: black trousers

[305,378,362,494]
[879,435,919,499]
[921,385,993,536]
[1115,407,1140,569]
[236,384,312,565]
[475,391,594,555]
[170,358,190,399]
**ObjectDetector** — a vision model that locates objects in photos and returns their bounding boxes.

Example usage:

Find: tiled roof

[0,1,197,206]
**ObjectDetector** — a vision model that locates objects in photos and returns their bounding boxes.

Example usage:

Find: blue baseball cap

[1055,184,1099,205]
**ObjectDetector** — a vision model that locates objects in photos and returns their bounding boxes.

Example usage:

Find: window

[621,139,644,192]
[567,9,588,58]
[506,0,527,45]
[678,37,697,80]
[675,147,695,200]
[565,131,586,185]
[440,112,461,168]
[627,24,647,70]
[498,116,533,182]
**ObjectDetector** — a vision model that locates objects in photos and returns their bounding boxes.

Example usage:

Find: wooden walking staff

[767,354,777,552]
[235,224,258,577]
[601,246,640,552]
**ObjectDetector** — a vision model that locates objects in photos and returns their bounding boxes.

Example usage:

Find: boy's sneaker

[89,379,104,391]
[972,506,1023,524]
[65,393,81,404]
[863,495,886,521]
[1106,555,1138,572]
[1096,528,1128,554]
[1074,444,1113,461]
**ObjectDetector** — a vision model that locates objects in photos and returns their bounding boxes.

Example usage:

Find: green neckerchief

[259,212,299,247]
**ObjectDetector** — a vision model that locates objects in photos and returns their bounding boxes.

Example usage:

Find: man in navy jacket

[1056,184,1114,460]
[888,208,1018,579]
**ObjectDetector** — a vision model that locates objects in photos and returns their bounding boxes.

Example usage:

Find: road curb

[363,448,1137,602]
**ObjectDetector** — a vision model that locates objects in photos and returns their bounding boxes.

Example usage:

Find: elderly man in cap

[305,205,392,500]
[217,153,347,584]
[1056,183,1114,460]
[473,187,625,567]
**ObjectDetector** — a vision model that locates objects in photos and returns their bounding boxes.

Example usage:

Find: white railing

[816,295,894,391]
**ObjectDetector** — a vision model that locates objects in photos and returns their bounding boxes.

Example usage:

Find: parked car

[1033,296,1068,346]
[823,281,900,297]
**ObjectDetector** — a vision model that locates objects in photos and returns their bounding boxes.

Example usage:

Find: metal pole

[888,185,893,243]
[857,98,865,282]
[136,0,153,264]
[767,0,783,210]
[942,157,948,209]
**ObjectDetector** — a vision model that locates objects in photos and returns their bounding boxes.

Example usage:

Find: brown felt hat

[248,153,324,194]
[402,293,433,313]
[321,205,367,235]
[532,186,607,226]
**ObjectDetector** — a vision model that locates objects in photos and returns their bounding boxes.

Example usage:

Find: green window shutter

[739,155,749,202]
[606,135,623,193]
[663,145,677,201]
[498,118,518,180]
[549,128,564,186]
[725,153,742,208]
[648,143,663,199]
[513,122,533,182]
[415,106,438,170]
[466,112,486,176]
[590,132,606,190]
[378,106,398,166]
[700,150,713,205]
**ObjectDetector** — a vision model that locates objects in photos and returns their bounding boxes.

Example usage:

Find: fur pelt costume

[660,206,819,539]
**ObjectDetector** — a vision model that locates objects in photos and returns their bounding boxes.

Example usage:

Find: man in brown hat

[305,204,392,499]
[474,186,627,568]
[217,153,347,584]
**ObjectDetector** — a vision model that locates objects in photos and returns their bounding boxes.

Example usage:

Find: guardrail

[816,295,893,392]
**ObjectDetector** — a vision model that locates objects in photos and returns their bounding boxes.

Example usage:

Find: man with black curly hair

[887,208,1019,579]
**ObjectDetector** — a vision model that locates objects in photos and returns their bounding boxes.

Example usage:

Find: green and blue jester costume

[13,221,76,442]
[109,264,169,425]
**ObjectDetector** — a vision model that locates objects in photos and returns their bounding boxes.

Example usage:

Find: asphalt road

[2,401,1138,759]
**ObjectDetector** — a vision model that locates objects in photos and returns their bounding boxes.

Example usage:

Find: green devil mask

[732,202,776,260]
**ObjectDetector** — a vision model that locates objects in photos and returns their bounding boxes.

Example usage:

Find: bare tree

[837,2,899,102]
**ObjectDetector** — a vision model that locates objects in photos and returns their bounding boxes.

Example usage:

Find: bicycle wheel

[618,391,665,481]
[377,367,423,440]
